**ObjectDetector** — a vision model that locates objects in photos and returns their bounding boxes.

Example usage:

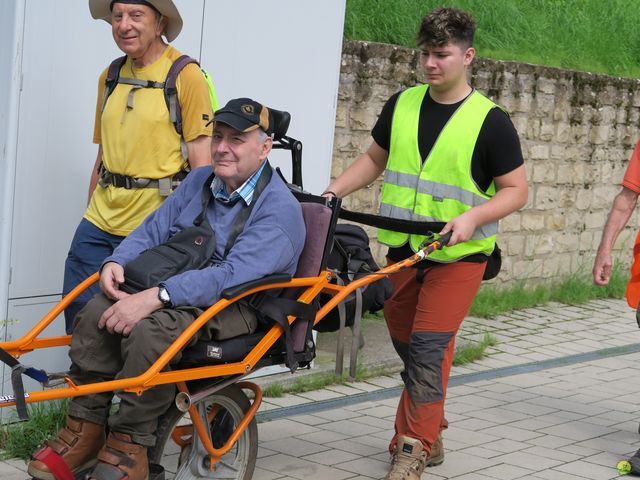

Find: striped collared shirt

[211,161,267,206]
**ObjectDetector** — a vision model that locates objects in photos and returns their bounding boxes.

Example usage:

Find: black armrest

[220,273,293,299]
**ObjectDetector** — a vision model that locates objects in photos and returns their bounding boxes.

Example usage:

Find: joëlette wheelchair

[0,109,451,480]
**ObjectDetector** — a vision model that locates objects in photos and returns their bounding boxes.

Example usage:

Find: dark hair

[416,7,476,49]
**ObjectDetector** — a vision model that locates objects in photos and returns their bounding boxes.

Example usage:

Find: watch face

[159,288,170,303]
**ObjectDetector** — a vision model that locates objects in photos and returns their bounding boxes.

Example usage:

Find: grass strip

[453,333,498,366]
[264,334,498,397]
[0,400,69,461]
[470,267,627,318]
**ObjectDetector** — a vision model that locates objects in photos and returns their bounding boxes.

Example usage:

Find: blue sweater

[104,165,306,307]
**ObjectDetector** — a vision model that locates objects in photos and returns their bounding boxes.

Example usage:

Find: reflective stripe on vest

[378,202,498,240]
[378,84,499,262]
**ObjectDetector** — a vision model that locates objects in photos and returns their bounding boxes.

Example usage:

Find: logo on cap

[241,104,255,115]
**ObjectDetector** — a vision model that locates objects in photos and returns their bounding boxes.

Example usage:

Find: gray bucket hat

[88,0,183,42]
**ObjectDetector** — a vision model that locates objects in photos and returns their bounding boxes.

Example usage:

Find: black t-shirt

[373,89,524,263]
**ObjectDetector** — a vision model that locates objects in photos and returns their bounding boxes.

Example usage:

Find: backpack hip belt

[98,166,188,196]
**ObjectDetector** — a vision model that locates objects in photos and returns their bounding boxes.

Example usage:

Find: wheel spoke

[152,384,257,480]
[217,457,241,473]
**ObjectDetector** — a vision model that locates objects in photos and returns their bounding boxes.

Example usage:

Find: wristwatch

[158,285,173,308]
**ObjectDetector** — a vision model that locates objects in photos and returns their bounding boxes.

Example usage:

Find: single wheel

[150,384,258,479]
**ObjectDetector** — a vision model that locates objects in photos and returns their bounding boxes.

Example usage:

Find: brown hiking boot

[385,435,427,480]
[426,433,444,467]
[27,416,105,480]
[89,431,149,480]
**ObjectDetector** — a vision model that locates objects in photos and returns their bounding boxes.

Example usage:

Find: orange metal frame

[0,236,445,468]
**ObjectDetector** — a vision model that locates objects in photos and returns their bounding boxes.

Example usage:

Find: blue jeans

[63,218,125,333]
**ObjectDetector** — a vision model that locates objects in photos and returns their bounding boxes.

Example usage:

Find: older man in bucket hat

[62,0,215,334]
[28,97,305,480]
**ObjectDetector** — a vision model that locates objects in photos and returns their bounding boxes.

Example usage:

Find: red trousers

[384,260,485,454]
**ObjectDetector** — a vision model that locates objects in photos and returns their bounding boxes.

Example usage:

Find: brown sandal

[27,416,105,480]
[88,432,149,480]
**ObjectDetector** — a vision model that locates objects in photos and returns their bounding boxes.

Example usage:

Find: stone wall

[331,40,640,286]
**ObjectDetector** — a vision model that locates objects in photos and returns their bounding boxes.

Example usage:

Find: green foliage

[0,400,69,461]
[453,333,497,366]
[470,267,627,318]
[261,339,498,394]
[262,364,393,398]
[263,383,285,398]
[345,0,640,78]
[289,372,346,394]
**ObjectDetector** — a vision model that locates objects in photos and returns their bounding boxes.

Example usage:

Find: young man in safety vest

[324,7,527,479]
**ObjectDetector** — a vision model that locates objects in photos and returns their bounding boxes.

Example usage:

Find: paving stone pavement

[3,298,640,479]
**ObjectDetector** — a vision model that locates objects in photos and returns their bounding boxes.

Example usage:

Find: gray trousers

[67,292,257,446]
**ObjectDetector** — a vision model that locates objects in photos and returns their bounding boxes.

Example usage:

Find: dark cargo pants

[67,292,256,446]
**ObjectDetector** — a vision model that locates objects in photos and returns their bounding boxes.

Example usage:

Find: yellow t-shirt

[85,45,212,236]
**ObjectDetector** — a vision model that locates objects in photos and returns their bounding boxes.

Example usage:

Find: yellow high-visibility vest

[378,84,498,262]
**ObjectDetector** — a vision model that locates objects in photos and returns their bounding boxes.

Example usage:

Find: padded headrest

[269,108,291,140]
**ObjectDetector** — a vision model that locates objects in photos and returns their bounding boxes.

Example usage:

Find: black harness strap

[99,55,199,194]
[102,54,199,136]
[338,207,445,235]
[223,163,273,257]
[164,55,199,136]
[191,162,272,268]
[10,367,28,421]
[102,55,128,113]
[252,296,316,372]
[0,347,49,420]
[338,207,456,284]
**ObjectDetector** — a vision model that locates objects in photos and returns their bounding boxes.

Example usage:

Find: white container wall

[0,0,345,411]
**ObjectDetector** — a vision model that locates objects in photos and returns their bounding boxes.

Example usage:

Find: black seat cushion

[179,330,285,366]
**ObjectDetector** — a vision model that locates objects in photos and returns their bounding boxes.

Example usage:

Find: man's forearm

[467,183,528,228]
[186,135,212,169]
[597,188,638,254]
[326,142,388,198]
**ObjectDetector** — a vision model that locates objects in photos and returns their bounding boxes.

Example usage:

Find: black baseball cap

[212,98,272,135]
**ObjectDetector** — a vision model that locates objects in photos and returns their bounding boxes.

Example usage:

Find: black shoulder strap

[193,163,272,253]
[194,172,216,226]
[101,55,128,112]
[0,347,50,421]
[164,55,199,135]
[224,162,273,256]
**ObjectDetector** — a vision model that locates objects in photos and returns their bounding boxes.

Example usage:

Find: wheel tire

[150,383,258,479]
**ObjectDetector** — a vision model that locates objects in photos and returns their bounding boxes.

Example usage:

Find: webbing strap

[102,55,127,112]
[165,55,199,135]
[334,276,347,376]
[224,163,273,257]
[190,163,273,260]
[101,54,198,137]
[11,366,28,420]
[91,461,130,480]
[0,347,50,420]
[257,296,316,372]
[32,446,75,480]
[115,77,164,89]
[0,347,54,383]
[194,172,216,226]
[348,286,363,379]
[99,169,188,196]
[338,207,445,235]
